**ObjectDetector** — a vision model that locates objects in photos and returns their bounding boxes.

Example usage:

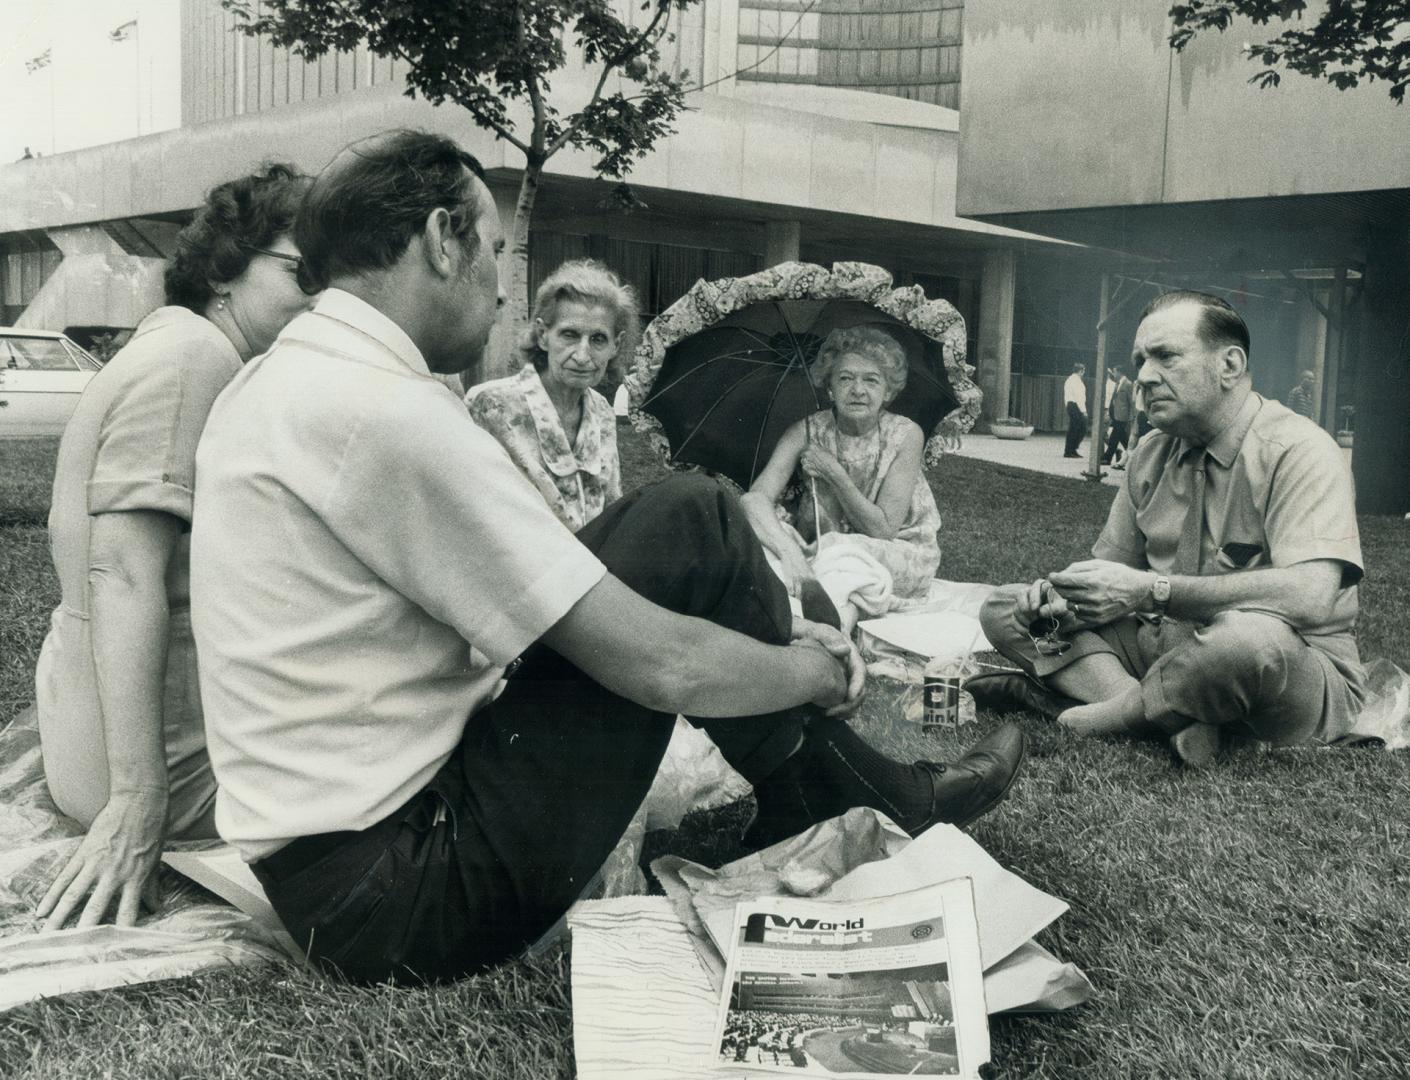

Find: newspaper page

[711,879,989,1079]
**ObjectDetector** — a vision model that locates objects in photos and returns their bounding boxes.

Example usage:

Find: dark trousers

[252,475,815,984]
[1101,419,1129,463]
[1064,403,1088,456]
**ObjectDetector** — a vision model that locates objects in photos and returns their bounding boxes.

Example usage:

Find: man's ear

[1218,345,1249,385]
[421,207,457,278]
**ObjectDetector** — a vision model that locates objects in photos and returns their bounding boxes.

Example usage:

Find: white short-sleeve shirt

[190,290,606,860]
[1063,373,1087,413]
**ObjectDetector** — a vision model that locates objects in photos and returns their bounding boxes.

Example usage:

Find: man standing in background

[1102,365,1135,467]
[1063,362,1088,458]
[1286,369,1316,418]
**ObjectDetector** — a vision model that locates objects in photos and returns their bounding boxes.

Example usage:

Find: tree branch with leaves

[223,0,696,374]
[1169,1,1410,102]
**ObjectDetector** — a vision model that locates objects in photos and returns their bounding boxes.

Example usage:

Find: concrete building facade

[955,0,1410,512]
[3,0,1115,431]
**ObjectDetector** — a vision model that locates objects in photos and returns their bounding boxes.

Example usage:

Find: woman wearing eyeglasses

[33,164,313,930]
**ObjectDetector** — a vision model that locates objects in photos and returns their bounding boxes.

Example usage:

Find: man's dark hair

[296,130,488,292]
[164,163,309,312]
[1140,289,1252,363]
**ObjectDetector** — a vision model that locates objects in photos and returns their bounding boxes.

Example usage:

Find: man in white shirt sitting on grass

[189,129,1025,985]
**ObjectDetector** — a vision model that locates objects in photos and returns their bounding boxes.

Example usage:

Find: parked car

[0,328,103,437]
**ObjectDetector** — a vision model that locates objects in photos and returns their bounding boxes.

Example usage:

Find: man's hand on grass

[792,617,866,718]
[37,790,167,931]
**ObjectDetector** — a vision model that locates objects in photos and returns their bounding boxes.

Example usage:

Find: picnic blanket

[0,707,751,1012]
[0,706,294,1011]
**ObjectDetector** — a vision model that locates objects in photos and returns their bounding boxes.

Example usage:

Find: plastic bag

[1344,657,1410,751]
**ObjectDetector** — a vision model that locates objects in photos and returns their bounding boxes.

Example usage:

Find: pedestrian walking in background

[1063,362,1088,458]
[1102,365,1135,467]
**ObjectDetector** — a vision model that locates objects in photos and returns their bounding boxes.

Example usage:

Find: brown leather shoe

[964,671,1080,722]
[911,723,1026,832]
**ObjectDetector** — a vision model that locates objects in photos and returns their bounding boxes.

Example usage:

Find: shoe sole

[950,729,1027,829]
[1170,723,1221,767]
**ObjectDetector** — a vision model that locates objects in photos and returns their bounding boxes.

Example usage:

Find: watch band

[1151,574,1172,623]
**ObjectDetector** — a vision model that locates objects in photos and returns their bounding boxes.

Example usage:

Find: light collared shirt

[41,306,238,831]
[190,289,606,860]
[1063,373,1087,414]
[1093,391,1363,685]
[465,364,621,532]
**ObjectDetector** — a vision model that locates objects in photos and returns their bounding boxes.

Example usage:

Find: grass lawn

[2,429,1408,1079]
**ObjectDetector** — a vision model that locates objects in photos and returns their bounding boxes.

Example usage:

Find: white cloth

[1063,372,1087,414]
[191,290,606,861]
[810,533,895,617]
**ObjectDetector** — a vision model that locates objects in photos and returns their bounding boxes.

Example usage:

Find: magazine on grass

[710,879,989,1078]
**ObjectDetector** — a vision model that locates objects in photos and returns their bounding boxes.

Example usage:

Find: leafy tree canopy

[223,0,691,175]
[1169,1,1410,102]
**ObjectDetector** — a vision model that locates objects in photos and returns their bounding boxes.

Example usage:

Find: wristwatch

[1150,574,1172,623]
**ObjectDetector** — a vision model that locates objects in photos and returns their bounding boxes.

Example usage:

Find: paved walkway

[950,432,1125,487]
[952,429,1356,486]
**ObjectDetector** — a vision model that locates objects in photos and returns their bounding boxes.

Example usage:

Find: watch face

[1153,578,1172,603]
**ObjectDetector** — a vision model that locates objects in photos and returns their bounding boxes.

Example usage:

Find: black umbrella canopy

[638,299,958,490]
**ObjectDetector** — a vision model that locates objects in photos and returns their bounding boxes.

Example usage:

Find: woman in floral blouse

[466,260,641,531]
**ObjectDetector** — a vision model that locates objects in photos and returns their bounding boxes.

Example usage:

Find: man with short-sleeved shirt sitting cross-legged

[971,290,1364,765]
[188,130,1025,985]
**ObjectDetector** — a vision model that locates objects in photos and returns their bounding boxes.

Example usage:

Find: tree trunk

[486,160,542,381]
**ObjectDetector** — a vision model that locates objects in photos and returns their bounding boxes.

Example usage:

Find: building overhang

[0,79,1062,252]
[966,188,1410,272]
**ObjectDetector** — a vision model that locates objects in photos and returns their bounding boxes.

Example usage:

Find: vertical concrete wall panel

[1162,27,1410,202]
[739,113,813,206]
[809,126,877,218]
[259,35,276,111]
[874,129,937,225]
[667,103,745,196]
[336,49,355,95]
[957,0,1169,216]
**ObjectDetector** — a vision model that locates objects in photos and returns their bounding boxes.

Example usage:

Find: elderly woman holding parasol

[466,259,640,532]
[741,326,942,631]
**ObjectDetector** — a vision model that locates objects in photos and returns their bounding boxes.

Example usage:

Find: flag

[25,49,51,73]
[109,18,138,42]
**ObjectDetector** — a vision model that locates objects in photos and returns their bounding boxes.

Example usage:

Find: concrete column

[1352,228,1410,514]
[1294,289,1327,428]
[1322,267,1346,436]
[975,247,1016,422]
[764,220,801,266]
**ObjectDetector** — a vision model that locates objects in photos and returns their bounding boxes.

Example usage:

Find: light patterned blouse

[793,409,942,599]
[465,364,622,532]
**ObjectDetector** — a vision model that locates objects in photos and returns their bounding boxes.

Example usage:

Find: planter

[1336,431,1354,449]
[992,424,1034,441]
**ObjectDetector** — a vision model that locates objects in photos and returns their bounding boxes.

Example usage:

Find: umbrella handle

[811,476,822,544]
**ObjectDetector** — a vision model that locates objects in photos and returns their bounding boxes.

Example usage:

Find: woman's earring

[215,296,227,312]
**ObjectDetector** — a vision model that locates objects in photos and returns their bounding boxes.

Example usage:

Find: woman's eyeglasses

[248,247,319,296]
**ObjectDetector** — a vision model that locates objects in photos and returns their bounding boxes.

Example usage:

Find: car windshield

[1,337,81,371]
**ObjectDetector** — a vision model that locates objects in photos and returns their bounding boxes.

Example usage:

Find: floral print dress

[793,409,942,599]
[465,365,622,532]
